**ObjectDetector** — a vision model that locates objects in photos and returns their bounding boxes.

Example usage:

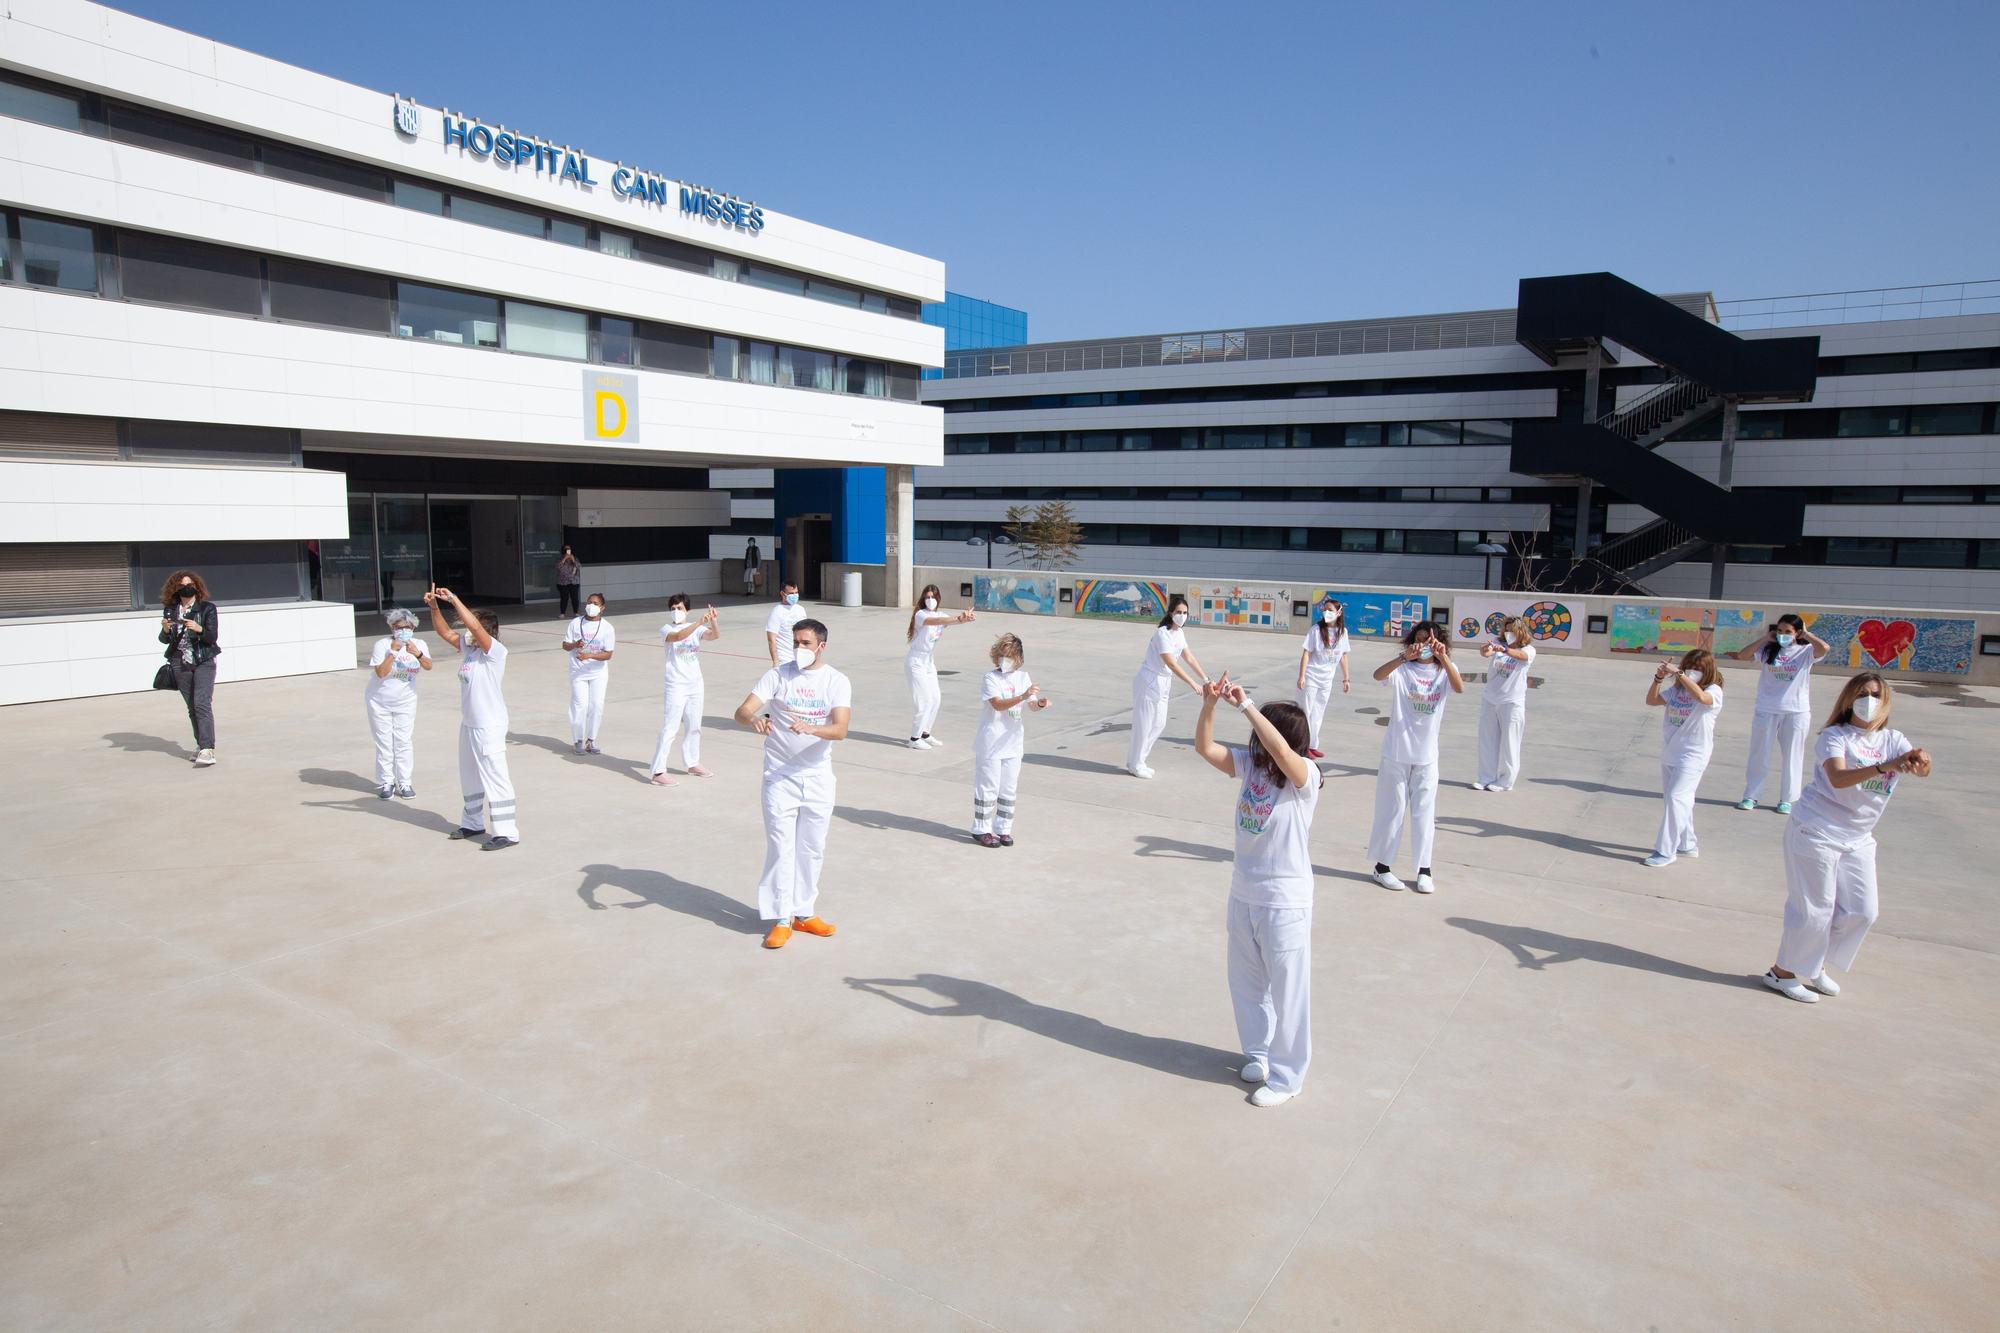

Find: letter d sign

[583,372,639,442]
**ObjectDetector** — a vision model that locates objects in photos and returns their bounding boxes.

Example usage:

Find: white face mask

[392,628,412,643]
[998,657,1017,673]
[584,603,602,619]
[923,597,938,611]
[793,645,817,669]
[1852,694,1881,723]
[1170,612,1188,628]
[670,608,687,624]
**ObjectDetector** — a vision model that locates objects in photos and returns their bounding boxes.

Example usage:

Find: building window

[18,215,97,292]
[841,357,887,397]
[1737,414,1784,440]
[1896,538,1969,567]
[117,231,262,315]
[1404,530,1457,555]
[744,341,778,386]
[267,257,392,332]
[1462,419,1513,445]
[601,317,636,366]
[107,102,254,168]
[1411,421,1461,446]
[1339,529,1378,552]
[505,300,588,359]
[1342,423,1383,447]
[449,194,546,239]
[634,320,710,376]
[744,264,806,297]
[261,142,388,202]
[549,218,588,248]
[889,365,920,402]
[712,335,739,380]
[0,73,85,131]
[633,232,712,275]
[807,277,862,308]
[1908,404,1984,435]
[597,229,634,258]
[397,283,500,347]
[1825,536,1895,566]
[392,180,446,215]
[779,346,836,391]
[1836,407,1906,437]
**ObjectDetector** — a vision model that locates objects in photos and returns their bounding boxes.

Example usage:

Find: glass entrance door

[320,495,379,610]
[521,496,563,603]
[376,494,430,609]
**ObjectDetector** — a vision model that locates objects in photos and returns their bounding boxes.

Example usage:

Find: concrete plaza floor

[3,597,1996,1330]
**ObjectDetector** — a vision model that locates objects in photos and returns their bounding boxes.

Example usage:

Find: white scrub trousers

[367,695,416,787]
[1296,673,1335,751]
[457,724,519,839]
[1127,672,1173,770]
[1775,821,1879,978]
[1654,760,1707,859]
[1370,759,1438,871]
[1477,700,1525,789]
[652,687,703,773]
[1743,709,1809,804]
[759,769,834,922]
[972,750,1022,834]
[569,674,608,743]
[907,658,941,739]
[1227,898,1312,1095]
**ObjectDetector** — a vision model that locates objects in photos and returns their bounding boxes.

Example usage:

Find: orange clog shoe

[791,915,837,938]
[762,923,793,949]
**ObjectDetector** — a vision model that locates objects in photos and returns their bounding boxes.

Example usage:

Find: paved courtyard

[3,597,1996,1330]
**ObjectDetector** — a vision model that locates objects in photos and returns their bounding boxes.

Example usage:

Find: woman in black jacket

[159,570,221,767]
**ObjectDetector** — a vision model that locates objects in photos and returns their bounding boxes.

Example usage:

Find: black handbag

[152,663,176,690]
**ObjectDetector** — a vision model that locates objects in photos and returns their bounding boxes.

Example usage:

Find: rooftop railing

[1713,280,2000,331]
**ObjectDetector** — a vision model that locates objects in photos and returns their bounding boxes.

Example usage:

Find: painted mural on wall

[1193,584,1291,630]
[1306,589,1431,639]
[1612,604,1773,656]
[1711,608,1769,657]
[1801,612,1974,675]
[973,575,1057,617]
[1449,595,1585,651]
[1073,578,1172,622]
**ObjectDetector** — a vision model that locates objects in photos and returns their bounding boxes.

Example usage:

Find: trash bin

[840,569,863,607]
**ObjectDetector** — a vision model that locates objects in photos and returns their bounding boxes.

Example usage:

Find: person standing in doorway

[562,592,615,754]
[971,632,1050,847]
[158,570,220,767]
[1473,617,1536,791]
[735,619,851,949]
[1193,672,1321,1108]
[365,607,431,799]
[555,545,582,619]
[764,581,807,667]
[906,583,977,749]
[1368,621,1463,893]
[1762,672,1930,1004]
[652,595,720,785]
[1294,594,1351,759]
[1730,614,1831,814]
[743,538,761,597]
[1126,594,1210,779]
[426,585,518,851]
[1643,648,1724,867]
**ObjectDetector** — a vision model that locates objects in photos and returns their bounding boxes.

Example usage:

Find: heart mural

[1855,618,1917,667]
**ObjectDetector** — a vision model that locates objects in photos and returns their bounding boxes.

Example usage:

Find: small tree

[1004,501,1085,571]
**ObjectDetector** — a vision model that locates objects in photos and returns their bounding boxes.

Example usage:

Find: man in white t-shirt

[735,618,852,949]
[764,582,807,667]
[425,585,519,850]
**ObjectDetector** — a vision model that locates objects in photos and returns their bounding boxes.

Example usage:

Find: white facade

[0,0,944,703]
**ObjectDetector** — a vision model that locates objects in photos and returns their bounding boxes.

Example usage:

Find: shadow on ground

[1528,776,1739,808]
[509,732,652,784]
[845,974,1244,1085]
[1133,834,1382,888]
[576,864,762,934]
[1446,917,1765,991]
[835,806,968,843]
[1438,814,1651,862]
[103,731,188,759]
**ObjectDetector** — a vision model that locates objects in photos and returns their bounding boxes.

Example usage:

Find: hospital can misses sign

[584,372,638,443]
[393,99,764,234]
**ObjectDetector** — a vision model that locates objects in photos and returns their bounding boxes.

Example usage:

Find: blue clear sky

[113,0,2000,342]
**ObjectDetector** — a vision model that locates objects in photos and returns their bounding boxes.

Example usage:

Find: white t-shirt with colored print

[456,636,509,731]
[1483,643,1536,707]
[752,663,852,779]
[975,667,1033,760]
[365,636,429,707]
[1660,679,1724,767]
[1793,725,1914,842]
[1227,744,1321,908]
[1381,659,1452,765]
[1300,624,1350,681]
[565,616,615,677]
[907,613,949,664]
[1754,641,1817,714]
[661,620,709,689]
[1138,625,1188,680]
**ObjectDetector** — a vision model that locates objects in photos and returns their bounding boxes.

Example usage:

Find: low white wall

[586,561,722,605]
[0,601,357,706]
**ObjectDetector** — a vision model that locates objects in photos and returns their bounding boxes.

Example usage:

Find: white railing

[1716,280,2000,331]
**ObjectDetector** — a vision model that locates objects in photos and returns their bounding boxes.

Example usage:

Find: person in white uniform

[1473,616,1537,791]
[971,632,1051,847]
[562,593,615,754]
[1762,672,1931,1003]
[1126,594,1210,778]
[1642,648,1724,867]
[906,582,977,749]
[1293,594,1351,759]
[735,618,851,950]
[1193,671,1321,1108]
[1368,622,1463,894]
[365,607,432,799]
[425,585,519,851]
[651,594,720,786]
[1729,613,1830,813]
[764,582,807,667]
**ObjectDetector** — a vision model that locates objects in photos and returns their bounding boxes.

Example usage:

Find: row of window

[944,421,1516,455]
[918,484,1543,504]
[916,521,1496,555]
[0,69,922,321]
[0,209,920,402]
[1732,537,2000,571]
[1672,402,2000,442]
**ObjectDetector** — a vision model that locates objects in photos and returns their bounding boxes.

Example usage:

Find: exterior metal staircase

[1598,375,1718,450]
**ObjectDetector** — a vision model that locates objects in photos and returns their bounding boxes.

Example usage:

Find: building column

[1709,398,1739,599]
[884,463,914,608]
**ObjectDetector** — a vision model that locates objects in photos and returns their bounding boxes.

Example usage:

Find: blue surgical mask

[1776,633,1796,648]
[1418,645,1433,662]
[392,628,412,643]
[785,593,799,606]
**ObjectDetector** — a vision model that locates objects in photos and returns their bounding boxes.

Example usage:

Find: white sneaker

[1643,853,1675,868]
[1129,765,1155,780]
[1239,1060,1268,1084]
[1678,846,1700,859]
[906,738,927,750]
[1249,1084,1298,1108]
[923,735,943,748]
[1804,972,1841,997]
[1413,872,1436,895]
[1372,869,1405,891]
[1762,970,1819,1004]
[1471,782,1488,791]
[193,748,216,767]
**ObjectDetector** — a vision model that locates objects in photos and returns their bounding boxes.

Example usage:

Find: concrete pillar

[884,463,914,608]
[1576,340,1602,560]
[1709,399,1739,599]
